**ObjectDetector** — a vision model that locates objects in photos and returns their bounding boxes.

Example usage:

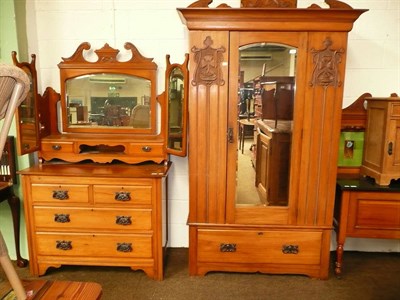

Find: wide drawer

[197,229,322,265]
[347,191,400,234]
[93,185,152,206]
[31,184,90,204]
[35,233,153,258]
[33,207,152,231]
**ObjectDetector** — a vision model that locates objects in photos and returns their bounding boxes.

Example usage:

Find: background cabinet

[361,97,400,185]
[255,120,291,206]
[179,1,366,279]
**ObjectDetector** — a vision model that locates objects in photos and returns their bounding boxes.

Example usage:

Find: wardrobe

[178,0,366,279]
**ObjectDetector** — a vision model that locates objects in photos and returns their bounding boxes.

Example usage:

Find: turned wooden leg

[7,194,28,268]
[335,243,344,277]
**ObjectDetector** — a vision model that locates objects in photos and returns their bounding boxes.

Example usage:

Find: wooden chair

[0,63,30,300]
[0,136,28,269]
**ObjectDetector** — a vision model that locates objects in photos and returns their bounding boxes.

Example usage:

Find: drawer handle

[220,243,237,252]
[54,213,70,223]
[52,144,62,151]
[142,146,152,152]
[388,142,393,155]
[116,216,132,225]
[52,190,69,200]
[56,240,72,251]
[282,244,299,254]
[117,243,132,252]
[115,191,131,201]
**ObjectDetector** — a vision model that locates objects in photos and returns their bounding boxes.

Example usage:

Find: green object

[337,131,364,166]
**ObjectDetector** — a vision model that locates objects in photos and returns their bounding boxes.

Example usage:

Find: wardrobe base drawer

[197,229,322,265]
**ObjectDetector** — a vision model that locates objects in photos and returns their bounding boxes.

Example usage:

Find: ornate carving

[189,0,213,7]
[310,37,344,88]
[241,0,297,8]
[191,36,225,87]
[325,0,353,9]
[60,42,156,67]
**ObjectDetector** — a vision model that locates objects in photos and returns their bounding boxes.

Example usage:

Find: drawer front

[34,207,152,231]
[41,141,74,153]
[197,229,322,265]
[347,192,400,233]
[93,185,152,206]
[36,233,153,258]
[31,184,90,204]
[129,143,164,157]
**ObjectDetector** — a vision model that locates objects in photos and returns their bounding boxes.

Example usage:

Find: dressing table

[13,43,188,280]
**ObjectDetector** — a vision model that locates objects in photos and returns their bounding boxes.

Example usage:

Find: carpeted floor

[1,248,399,300]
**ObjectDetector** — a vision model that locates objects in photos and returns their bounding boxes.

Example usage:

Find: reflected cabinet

[179,0,366,279]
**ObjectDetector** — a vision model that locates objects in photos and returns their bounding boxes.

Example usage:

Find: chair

[0,136,28,268]
[129,105,150,128]
[1,61,102,300]
[0,63,30,299]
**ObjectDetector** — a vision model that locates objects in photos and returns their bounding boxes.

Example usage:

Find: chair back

[0,136,17,185]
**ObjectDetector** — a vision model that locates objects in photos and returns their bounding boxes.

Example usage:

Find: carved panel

[310,37,344,88]
[191,36,225,87]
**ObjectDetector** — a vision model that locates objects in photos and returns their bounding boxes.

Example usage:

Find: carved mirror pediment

[59,42,158,135]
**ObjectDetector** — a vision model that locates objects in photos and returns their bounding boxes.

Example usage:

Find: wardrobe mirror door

[236,42,297,208]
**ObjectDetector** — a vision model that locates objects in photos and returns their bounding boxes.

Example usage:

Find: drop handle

[388,142,393,155]
[227,128,234,144]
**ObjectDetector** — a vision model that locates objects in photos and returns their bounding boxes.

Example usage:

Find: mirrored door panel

[227,32,306,224]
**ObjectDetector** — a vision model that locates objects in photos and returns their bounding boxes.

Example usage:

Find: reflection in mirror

[236,43,296,207]
[66,73,151,129]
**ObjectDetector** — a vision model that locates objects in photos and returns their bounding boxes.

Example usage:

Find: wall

[1,0,399,260]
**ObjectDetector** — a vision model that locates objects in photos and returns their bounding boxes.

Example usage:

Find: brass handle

[282,245,299,254]
[117,243,132,252]
[52,144,62,151]
[227,128,234,144]
[116,216,132,225]
[115,191,131,201]
[54,213,70,223]
[52,190,69,200]
[388,142,393,155]
[56,240,72,250]
[23,143,30,150]
[142,146,152,152]
[220,243,236,252]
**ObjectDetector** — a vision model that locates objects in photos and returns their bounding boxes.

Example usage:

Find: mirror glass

[167,67,184,151]
[66,73,151,129]
[236,43,296,207]
[17,65,40,154]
